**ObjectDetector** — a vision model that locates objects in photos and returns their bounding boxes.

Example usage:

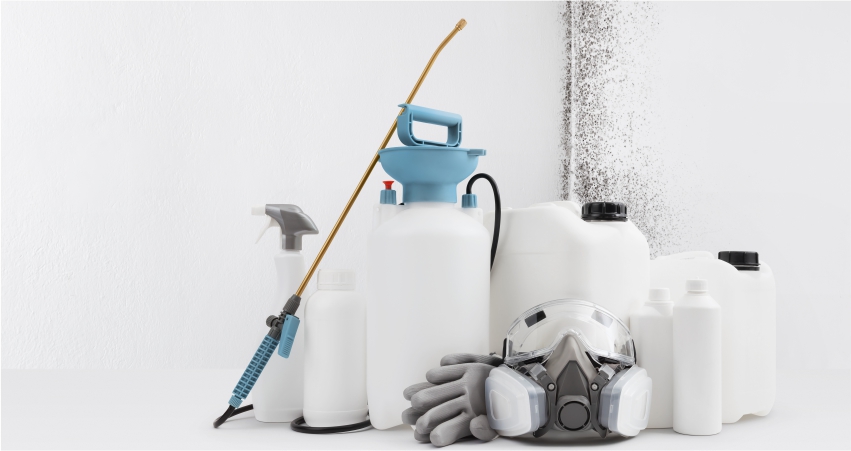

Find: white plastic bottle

[251,205,318,423]
[303,269,368,427]
[673,280,722,436]
[486,201,648,349]
[630,288,673,428]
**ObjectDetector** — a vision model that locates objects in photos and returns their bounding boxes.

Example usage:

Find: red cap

[382,180,394,190]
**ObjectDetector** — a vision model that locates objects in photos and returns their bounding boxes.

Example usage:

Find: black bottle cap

[718,251,760,271]
[581,202,628,222]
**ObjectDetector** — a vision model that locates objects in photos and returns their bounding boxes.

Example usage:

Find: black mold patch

[560,1,688,257]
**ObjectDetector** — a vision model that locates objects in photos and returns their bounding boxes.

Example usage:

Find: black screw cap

[718,251,760,271]
[581,202,628,222]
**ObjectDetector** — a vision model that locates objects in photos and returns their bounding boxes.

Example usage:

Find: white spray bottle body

[253,250,306,422]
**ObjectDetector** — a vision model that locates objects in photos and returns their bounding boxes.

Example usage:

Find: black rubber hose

[466,173,501,269]
[291,416,372,434]
[213,404,254,428]
[214,405,372,434]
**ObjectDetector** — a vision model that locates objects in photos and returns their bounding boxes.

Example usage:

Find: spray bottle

[250,204,318,422]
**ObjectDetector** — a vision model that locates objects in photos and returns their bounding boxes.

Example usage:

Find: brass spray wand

[214,19,467,429]
[296,18,466,297]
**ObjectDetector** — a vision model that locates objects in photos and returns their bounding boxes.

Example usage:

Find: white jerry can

[486,201,650,351]
[650,251,776,423]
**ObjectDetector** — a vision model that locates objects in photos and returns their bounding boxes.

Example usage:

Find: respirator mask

[485,299,652,438]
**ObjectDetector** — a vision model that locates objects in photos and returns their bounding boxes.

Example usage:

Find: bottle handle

[396,103,462,147]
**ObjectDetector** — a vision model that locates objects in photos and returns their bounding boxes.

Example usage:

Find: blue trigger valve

[277,314,300,358]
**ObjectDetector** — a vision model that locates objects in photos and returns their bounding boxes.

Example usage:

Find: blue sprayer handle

[397,103,462,148]
[227,314,300,408]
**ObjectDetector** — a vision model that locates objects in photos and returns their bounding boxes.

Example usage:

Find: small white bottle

[252,205,318,423]
[673,279,722,436]
[630,287,673,428]
[303,269,368,427]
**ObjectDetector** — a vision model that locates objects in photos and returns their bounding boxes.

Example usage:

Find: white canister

[303,269,368,427]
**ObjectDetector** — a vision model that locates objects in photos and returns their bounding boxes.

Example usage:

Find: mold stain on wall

[560,1,690,257]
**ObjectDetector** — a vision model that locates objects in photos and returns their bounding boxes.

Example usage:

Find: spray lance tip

[456,19,467,30]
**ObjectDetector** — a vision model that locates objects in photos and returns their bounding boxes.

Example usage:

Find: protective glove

[402,353,502,447]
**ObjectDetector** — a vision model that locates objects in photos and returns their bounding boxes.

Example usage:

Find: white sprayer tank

[486,201,649,350]
[367,103,491,429]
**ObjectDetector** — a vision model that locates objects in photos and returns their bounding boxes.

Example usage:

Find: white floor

[2,369,849,450]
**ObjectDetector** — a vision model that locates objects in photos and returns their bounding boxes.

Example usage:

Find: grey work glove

[402,353,502,447]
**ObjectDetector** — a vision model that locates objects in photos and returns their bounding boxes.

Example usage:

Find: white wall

[1,2,565,369]
[559,1,849,371]
[5,1,848,373]
[653,2,850,370]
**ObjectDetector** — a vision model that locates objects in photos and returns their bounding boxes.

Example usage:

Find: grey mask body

[544,334,598,387]
[541,334,608,437]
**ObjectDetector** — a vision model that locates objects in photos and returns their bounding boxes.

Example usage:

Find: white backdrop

[3,2,849,373]
[653,2,850,371]
[1,2,565,369]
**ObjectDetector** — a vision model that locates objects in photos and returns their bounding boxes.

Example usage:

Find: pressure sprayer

[213,19,469,431]
[366,104,502,429]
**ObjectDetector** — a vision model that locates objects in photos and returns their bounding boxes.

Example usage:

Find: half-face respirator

[485,300,652,438]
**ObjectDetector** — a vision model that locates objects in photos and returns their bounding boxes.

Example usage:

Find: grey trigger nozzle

[252,204,319,250]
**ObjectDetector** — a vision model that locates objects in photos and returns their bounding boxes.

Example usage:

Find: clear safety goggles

[503,299,636,367]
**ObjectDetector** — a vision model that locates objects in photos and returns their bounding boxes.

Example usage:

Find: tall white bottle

[630,288,673,428]
[303,269,368,427]
[251,205,318,423]
[673,279,722,436]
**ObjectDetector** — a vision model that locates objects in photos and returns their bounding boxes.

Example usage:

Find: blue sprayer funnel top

[379,104,486,204]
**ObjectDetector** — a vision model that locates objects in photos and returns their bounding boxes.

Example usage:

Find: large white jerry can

[367,104,491,429]
[649,251,776,423]
[487,201,649,351]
